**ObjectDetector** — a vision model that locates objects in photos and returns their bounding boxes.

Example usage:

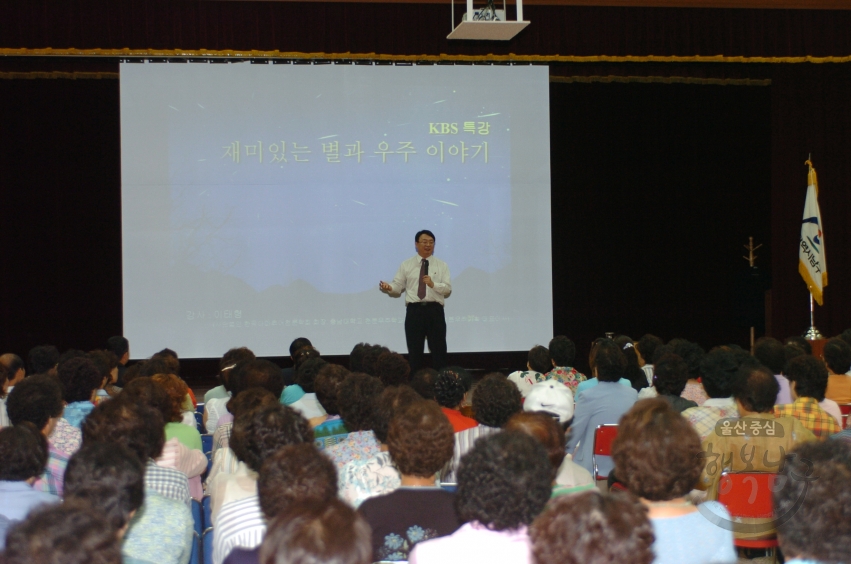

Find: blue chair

[191,499,203,536]
[189,531,201,564]
[202,527,214,564]
[194,411,204,433]
[202,495,212,529]
[201,434,213,454]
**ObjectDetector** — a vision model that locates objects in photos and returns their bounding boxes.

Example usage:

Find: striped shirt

[440,425,501,484]
[145,460,191,507]
[32,444,68,497]
[213,495,266,564]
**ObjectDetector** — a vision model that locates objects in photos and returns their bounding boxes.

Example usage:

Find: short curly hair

[653,353,690,396]
[531,490,655,564]
[823,337,851,375]
[699,347,740,399]
[82,399,166,461]
[472,373,522,427]
[590,339,626,382]
[361,345,389,377]
[434,368,467,409]
[455,431,552,531]
[230,404,314,472]
[6,374,64,430]
[372,386,422,443]
[754,337,786,374]
[410,368,438,400]
[231,359,286,398]
[504,411,565,475]
[259,444,338,520]
[2,501,123,564]
[58,357,104,404]
[348,343,370,373]
[785,355,829,401]
[636,334,663,365]
[295,357,327,394]
[120,377,174,424]
[314,364,350,416]
[337,373,384,432]
[548,336,576,368]
[86,350,118,383]
[28,345,59,375]
[387,400,454,478]
[151,373,189,423]
[671,340,705,380]
[732,362,779,413]
[0,423,48,481]
[784,336,812,355]
[774,440,851,564]
[227,388,279,419]
[611,398,702,501]
[527,346,551,374]
[375,352,411,387]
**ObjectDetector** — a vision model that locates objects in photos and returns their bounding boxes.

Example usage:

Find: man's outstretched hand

[379,281,393,293]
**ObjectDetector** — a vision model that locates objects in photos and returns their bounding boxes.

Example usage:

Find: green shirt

[165,421,203,451]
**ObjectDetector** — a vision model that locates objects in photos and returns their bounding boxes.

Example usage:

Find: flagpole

[804,293,824,340]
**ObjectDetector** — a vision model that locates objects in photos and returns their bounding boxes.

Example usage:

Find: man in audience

[358,400,458,561]
[409,432,552,563]
[217,443,338,564]
[311,363,351,446]
[204,347,256,403]
[635,333,664,385]
[339,386,420,507]
[6,375,72,495]
[698,363,815,502]
[375,351,411,387]
[323,373,384,469]
[82,399,191,507]
[682,347,741,441]
[824,336,851,403]
[773,440,851,564]
[260,500,373,564]
[754,336,793,405]
[507,345,551,397]
[544,336,586,393]
[208,403,313,524]
[2,502,124,564]
[774,355,840,439]
[567,339,637,475]
[106,336,130,387]
[0,423,59,542]
[27,345,59,376]
[441,373,522,483]
[282,337,312,386]
[530,490,655,564]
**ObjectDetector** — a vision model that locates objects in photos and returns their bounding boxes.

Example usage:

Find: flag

[799,160,827,305]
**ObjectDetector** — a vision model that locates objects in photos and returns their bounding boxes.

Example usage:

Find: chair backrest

[716,472,776,519]
[593,424,618,456]
[839,404,851,429]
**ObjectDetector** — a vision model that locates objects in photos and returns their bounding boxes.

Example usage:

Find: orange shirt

[441,407,478,433]
[826,374,851,404]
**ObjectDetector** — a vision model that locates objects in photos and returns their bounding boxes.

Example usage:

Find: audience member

[754,336,793,405]
[441,373,522,483]
[409,431,551,564]
[282,337,312,387]
[0,423,59,537]
[651,353,698,413]
[259,499,372,564]
[507,345,550,397]
[671,340,708,405]
[339,386,420,506]
[530,490,655,564]
[506,409,594,496]
[57,356,103,428]
[682,346,741,441]
[773,440,851,564]
[0,363,9,428]
[359,401,458,561]
[288,355,329,419]
[374,351,411,388]
[209,403,313,524]
[311,363,351,446]
[323,373,384,469]
[87,349,121,402]
[82,399,191,507]
[361,345,389,377]
[0,353,26,391]
[205,347,256,403]
[611,398,735,564]
[784,335,812,355]
[106,336,130,386]
[410,367,438,400]
[2,502,123,564]
[433,367,477,432]
[775,355,840,438]
[824,337,851,403]
[544,335,586,393]
[152,373,203,444]
[348,342,370,374]
[567,339,637,475]
[635,333,663,386]
[6,375,72,495]
[575,338,633,395]
[207,359,284,432]
[615,335,649,392]
[27,344,59,376]
[217,444,338,564]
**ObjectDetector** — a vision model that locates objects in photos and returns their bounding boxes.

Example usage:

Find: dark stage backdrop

[1,69,784,380]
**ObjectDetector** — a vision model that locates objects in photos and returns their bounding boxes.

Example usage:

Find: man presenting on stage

[379,230,451,372]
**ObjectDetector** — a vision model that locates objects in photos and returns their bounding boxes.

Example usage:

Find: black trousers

[404,302,447,373]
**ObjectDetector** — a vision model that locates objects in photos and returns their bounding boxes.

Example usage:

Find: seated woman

[409,431,552,564]
[531,490,654,564]
[433,368,477,433]
[323,373,385,470]
[57,357,103,429]
[650,354,699,413]
[87,350,122,404]
[611,397,735,564]
[310,363,351,447]
[358,400,459,561]
[152,374,203,448]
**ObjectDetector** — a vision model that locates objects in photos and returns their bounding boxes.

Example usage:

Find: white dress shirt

[387,255,451,305]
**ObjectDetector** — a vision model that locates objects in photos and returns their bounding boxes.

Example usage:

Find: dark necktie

[417,260,427,300]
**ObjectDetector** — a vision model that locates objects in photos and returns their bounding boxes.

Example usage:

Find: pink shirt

[409,522,531,564]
